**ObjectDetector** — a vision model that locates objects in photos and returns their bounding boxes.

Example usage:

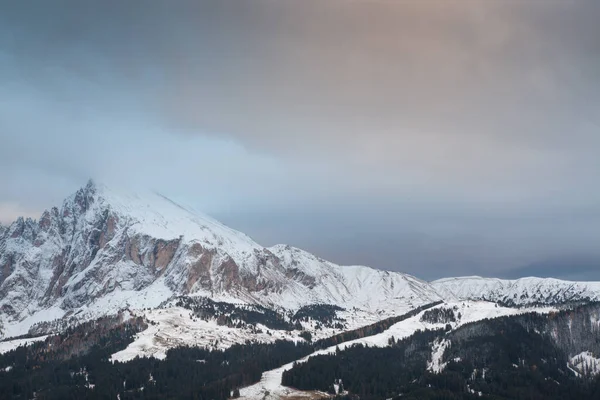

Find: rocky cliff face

[0,181,442,338]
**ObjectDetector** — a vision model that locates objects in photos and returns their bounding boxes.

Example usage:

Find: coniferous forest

[1,303,600,399]
[0,329,313,400]
[283,304,600,400]
[0,304,440,400]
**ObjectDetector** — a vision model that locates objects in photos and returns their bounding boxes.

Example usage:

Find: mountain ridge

[432,275,600,306]
[1,180,600,340]
[0,180,441,338]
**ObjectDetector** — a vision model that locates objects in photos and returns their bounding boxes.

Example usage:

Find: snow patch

[569,351,600,377]
[428,338,450,373]
[0,335,48,354]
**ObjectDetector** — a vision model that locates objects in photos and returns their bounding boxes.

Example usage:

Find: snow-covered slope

[239,300,556,399]
[109,307,305,362]
[0,180,441,338]
[432,276,600,306]
[265,245,440,311]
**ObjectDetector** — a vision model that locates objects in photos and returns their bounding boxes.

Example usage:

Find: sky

[1,0,600,280]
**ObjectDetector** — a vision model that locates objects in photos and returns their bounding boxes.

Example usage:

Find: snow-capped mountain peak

[70,180,261,251]
[2,180,600,340]
[0,180,441,338]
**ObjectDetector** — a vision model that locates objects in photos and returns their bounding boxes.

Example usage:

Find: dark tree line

[293,304,346,329]
[0,301,445,399]
[283,329,443,399]
[282,304,600,400]
[420,307,457,324]
[313,301,443,350]
[174,296,296,331]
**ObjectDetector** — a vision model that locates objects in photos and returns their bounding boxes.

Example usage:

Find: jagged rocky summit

[0,180,441,337]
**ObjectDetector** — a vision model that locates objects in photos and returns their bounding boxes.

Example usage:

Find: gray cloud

[1,0,599,279]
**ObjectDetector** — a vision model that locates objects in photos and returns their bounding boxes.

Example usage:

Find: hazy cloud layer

[1,1,599,279]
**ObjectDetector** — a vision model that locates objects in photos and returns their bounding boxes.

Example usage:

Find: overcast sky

[1,0,600,280]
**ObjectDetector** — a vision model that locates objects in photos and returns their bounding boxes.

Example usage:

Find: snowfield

[0,335,48,355]
[110,301,422,363]
[111,307,305,362]
[569,351,600,377]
